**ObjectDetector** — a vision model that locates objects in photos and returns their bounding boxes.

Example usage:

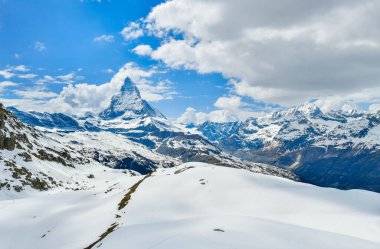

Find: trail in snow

[84,171,155,249]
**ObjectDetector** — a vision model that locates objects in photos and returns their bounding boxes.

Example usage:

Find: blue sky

[0,0,235,120]
[1,0,380,122]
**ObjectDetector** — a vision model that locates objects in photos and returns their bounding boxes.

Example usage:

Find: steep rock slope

[0,103,99,192]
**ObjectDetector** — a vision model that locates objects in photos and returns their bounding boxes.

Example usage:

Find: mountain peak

[121,77,141,97]
[284,102,322,117]
[99,77,164,120]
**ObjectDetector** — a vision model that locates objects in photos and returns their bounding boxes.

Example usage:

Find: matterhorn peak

[99,77,164,120]
[120,77,141,97]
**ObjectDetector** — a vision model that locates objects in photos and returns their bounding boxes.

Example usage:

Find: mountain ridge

[192,103,380,192]
[6,80,380,192]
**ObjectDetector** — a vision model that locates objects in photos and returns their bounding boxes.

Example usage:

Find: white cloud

[137,79,176,102]
[133,44,153,56]
[36,63,175,116]
[177,95,267,124]
[0,81,18,92]
[1,98,49,112]
[120,21,144,40]
[11,65,29,72]
[177,107,208,124]
[369,104,380,113]
[142,0,380,109]
[177,107,240,124]
[34,41,46,52]
[214,96,242,111]
[0,65,30,79]
[34,72,83,85]
[93,34,114,43]
[0,69,14,79]
[13,90,58,99]
[17,74,38,79]
[56,73,76,82]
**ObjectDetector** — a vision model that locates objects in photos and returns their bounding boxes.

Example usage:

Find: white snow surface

[1,162,379,249]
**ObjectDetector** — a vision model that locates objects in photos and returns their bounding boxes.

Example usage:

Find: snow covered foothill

[1,163,379,249]
[0,168,144,248]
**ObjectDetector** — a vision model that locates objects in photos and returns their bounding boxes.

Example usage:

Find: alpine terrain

[192,103,380,192]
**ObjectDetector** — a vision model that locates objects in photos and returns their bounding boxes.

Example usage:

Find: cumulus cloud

[35,63,176,116]
[214,96,243,111]
[177,105,279,124]
[93,34,114,43]
[177,95,268,124]
[120,21,144,40]
[141,0,380,110]
[133,44,153,56]
[177,107,240,124]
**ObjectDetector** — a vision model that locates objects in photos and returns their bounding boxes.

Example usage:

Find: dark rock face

[92,150,175,175]
[0,104,31,151]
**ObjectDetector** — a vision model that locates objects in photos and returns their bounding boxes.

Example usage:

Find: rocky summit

[99,77,164,120]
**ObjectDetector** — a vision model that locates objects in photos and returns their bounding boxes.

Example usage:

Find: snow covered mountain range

[5,77,380,192]
[192,103,380,192]
[1,78,296,193]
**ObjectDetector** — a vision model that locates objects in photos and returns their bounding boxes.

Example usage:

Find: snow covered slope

[194,103,380,192]
[1,163,379,249]
[0,103,101,192]
[0,103,172,192]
